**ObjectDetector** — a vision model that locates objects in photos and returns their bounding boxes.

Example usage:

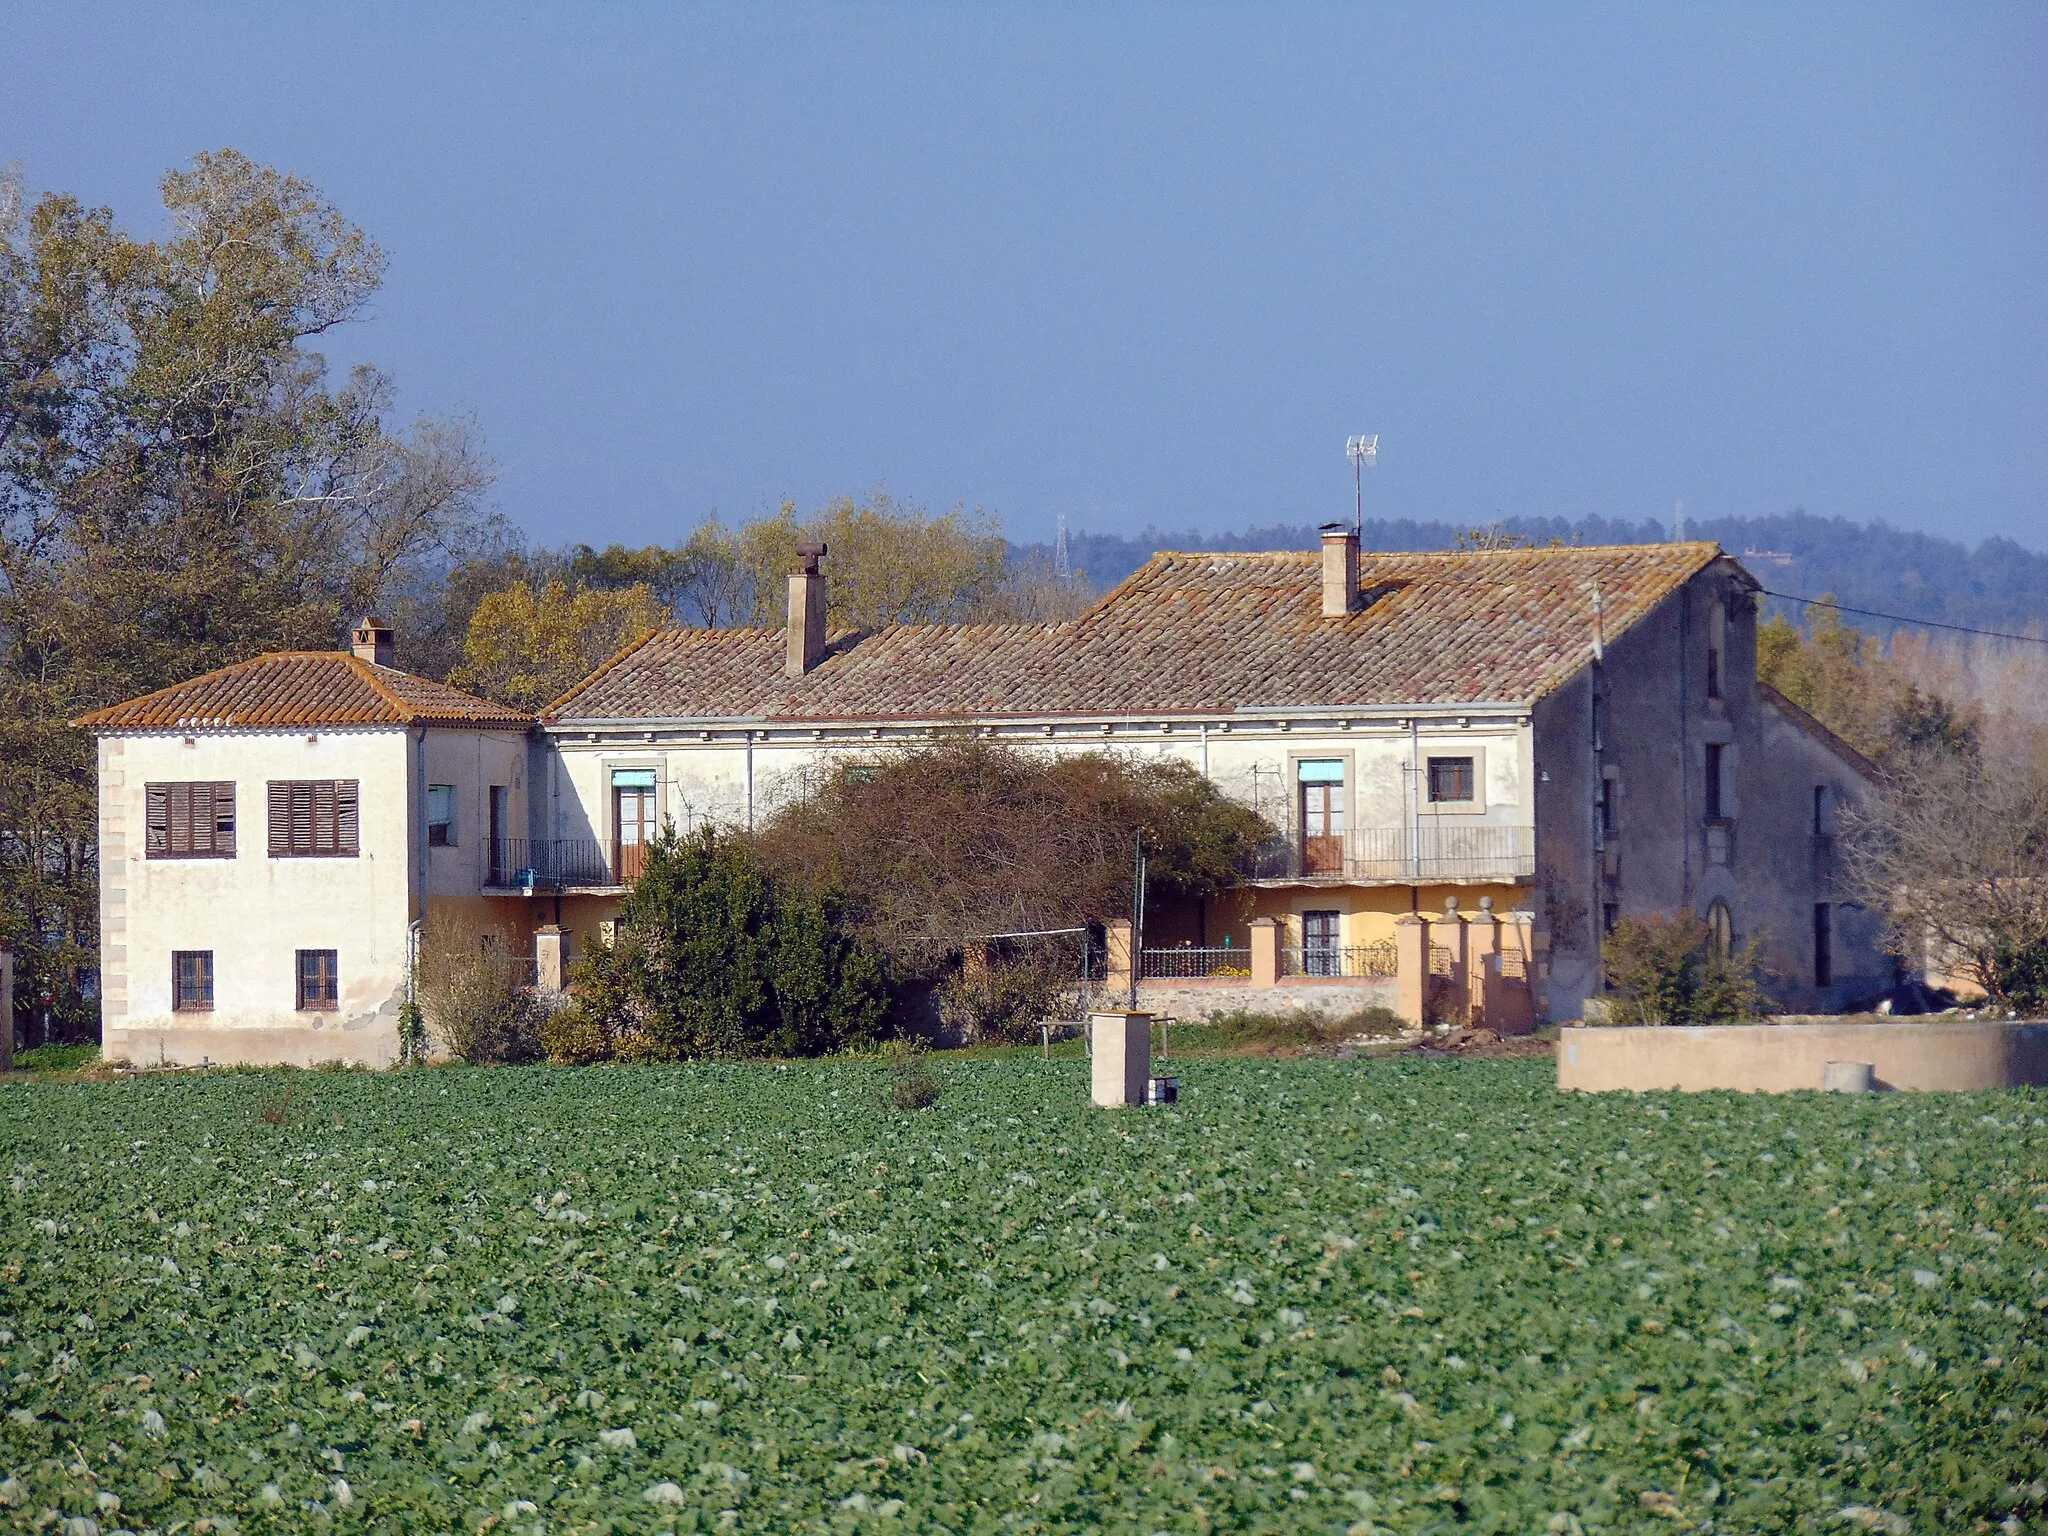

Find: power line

[1758,588,2048,648]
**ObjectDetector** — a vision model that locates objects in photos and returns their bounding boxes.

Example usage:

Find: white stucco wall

[99,727,415,1066]
[540,713,1531,884]
[422,729,531,898]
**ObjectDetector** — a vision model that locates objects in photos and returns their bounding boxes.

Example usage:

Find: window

[172,951,213,1011]
[1302,910,1341,977]
[427,784,456,847]
[1706,644,1722,700]
[296,949,339,1011]
[1602,902,1620,936]
[1597,776,1617,838]
[1703,744,1725,820]
[1814,903,1833,987]
[1427,756,1476,804]
[1813,784,1828,837]
[268,781,359,857]
[146,782,235,858]
[1706,900,1733,962]
[1707,598,1726,700]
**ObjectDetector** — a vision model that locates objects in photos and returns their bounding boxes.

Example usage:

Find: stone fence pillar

[535,927,571,993]
[1394,915,1428,1027]
[1248,917,1279,989]
[1104,920,1135,998]
[1467,913,1500,1030]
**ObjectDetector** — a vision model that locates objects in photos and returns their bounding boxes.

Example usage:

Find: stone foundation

[105,1020,402,1070]
[1135,977,1399,1021]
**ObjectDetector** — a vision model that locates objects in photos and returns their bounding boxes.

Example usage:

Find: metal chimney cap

[794,541,827,572]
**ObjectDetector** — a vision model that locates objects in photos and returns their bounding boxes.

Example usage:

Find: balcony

[1243,825,1536,884]
[485,837,617,891]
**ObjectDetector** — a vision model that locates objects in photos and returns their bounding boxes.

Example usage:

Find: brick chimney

[785,542,829,677]
[351,616,395,667]
[1319,524,1361,617]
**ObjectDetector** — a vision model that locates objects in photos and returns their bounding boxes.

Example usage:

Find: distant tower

[1674,501,1686,542]
[1054,512,1071,579]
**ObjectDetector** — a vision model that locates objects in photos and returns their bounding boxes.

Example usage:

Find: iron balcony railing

[1243,824,1537,883]
[486,837,615,889]
[1281,941,1398,980]
[1139,947,1256,980]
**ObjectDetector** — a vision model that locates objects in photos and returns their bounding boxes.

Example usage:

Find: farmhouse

[78,531,1885,1066]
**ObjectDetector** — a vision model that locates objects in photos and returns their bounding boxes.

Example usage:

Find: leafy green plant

[9,1041,99,1073]
[0,1061,2039,1533]
[549,826,889,1062]
[1600,909,1770,1024]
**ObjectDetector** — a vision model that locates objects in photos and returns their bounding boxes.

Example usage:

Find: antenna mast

[1054,512,1070,579]
[1346,435,1378,534]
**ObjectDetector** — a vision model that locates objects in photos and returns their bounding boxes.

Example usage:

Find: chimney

[785,542,829,677]
[351,616,395,668]
[1319,524,1361,617]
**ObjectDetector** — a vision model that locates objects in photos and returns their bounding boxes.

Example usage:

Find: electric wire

[1757,588,2048,648]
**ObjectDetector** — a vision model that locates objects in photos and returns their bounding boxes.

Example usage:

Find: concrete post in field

[1394,915,1428,1028]
[1090,1011,1152,1107]
[0,950,12,1071]
[1104,920,1135,998]
[535,927,570,993]
[1466,910,1500,1030]
[1248,917,1280,988]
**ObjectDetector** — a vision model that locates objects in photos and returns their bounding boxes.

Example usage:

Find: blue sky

[8,3,2045,549]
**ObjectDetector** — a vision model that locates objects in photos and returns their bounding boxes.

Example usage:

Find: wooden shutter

[336,781,359,856]
[269,782,291,855]
[168,782,192,853]
[147,784,170,855]
[213,782,236,856]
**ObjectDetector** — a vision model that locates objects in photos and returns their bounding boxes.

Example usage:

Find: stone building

[77,533,1886,1065]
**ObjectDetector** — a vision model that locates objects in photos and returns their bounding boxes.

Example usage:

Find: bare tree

[1841,743,2048,1011]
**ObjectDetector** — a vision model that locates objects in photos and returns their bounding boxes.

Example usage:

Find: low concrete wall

[1135,977,1398,1021]
[1558,1019,2048,1094]
[106,1020,402,1070]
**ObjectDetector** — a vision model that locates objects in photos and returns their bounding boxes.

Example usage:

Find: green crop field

[1,1059,2042,1535]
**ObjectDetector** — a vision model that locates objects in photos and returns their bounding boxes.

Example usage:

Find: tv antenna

[1346,435,1378,533]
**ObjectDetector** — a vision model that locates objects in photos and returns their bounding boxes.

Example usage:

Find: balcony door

[487,786,508,884]
[612,770,657,884]
[1298,760,1346,874]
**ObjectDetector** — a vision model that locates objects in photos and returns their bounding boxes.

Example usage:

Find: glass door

[612,771,657,883]
[1299,764,1345,875]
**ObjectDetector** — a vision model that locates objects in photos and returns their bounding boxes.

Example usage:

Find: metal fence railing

[486,838,614,889]
[1243,824,1537,882]
[1279,941,1398,980]
[1139,947,1256,979]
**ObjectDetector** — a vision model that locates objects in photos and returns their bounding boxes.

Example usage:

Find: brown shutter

[312,780,336,854]
[269,782,291,855]
[146,784,169,855]
[336,780,359,856]
[214,783,236,856]
[292,783,314,853]
[168,782,192,854]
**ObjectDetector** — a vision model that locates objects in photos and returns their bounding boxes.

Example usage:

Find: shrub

[417,916,546,1065]
[1195,1005,1406,1051]
[12,1042,100,1073]
[1600,910,1769,1025]
[547,826,890,1063]
[939,948,1078,1046]
[873,1040,942,1112]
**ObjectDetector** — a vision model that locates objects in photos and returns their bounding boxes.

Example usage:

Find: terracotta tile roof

[548,542,1729,723]
[74,652,533,732]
